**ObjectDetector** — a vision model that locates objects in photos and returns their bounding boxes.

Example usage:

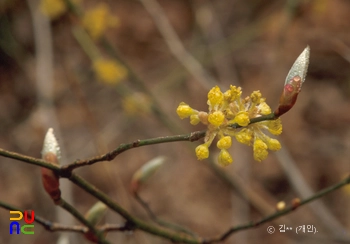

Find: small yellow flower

[207,86,223,107]
[264,119,283,135]
[217,136,232,149]
[266,138,281,151]
[83,3,119,40]
[234,128,253,145]
[218,149,233,166]
[190,114,200,125]
[208,111,225,127]
[195,144,209,160]
[253,139,268,162]
[93,58,127,84]
[229,85,242,101]
[231,111,250,126]
[250,90,262,103]
[122,93,151,116]
[177,102,196,119]
[40,0,67,19]
[259,101,271,115]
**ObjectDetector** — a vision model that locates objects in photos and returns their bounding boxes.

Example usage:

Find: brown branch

[60,130,206,173]
[134,192,198,237]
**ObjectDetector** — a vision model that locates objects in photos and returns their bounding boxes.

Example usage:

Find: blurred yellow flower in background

[93,58,127,85]
[122,93,152,116]
[82,3,119,40]
[40,0,67,19]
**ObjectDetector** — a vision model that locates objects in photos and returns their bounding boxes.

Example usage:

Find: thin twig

[61,130,206,172]
[0,201,139,234]
[276,145,350,238]
[1,201,86,233]
[57,198,109,244]
[0,113,276,174]
[203,175,350,243]
[134,192,198,237]
[69,174,201,243]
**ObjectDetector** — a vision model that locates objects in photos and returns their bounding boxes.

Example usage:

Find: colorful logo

[9,210,35,235]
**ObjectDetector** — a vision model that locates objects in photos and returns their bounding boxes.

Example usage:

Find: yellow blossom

[93,58,127,84]
[122,93,151,116]
[83,3,119,40]
[208,111,225,127]
[266,138,281,151]
[259,101,271,115]
[207,86,223,107]
[177,102,196,119]
[250,90,262,103]
[218,149,233,166]
[231,111,250,126]
[176,84,283,164]
[217,136,232,149]
[40,0,67,19]
[264,119,283,135]
[229,85,242,101]
[190,114,200,125]
[253,139,268,162]
[234,128,253,145]
[195,144,209,160]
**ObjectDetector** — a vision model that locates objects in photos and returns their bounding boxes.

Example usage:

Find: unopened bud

[130,156,166,194]
[84,201,107,243]
[85,202,107,226]
[291,198,301,209]
[275,46,310,117]
[41,128,61,204]
[276,201,286,211]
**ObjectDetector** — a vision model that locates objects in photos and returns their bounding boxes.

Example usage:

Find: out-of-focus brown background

[0,0,349,243]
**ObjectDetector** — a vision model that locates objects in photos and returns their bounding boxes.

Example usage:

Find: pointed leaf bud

[84,202,108,243]
[41,128,61,204]
[275,46,310,117]
[130,156,166,194]
[85,201,107,226]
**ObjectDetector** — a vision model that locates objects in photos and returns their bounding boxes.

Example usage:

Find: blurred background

[0,0,349,243]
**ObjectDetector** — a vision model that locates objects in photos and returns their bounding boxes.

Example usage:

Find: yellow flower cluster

[82,3,119,40]
[177,85,282,166]
[93,58,127,85]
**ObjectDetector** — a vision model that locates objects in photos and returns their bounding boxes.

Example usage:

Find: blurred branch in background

[26,0,75,243]
[139,0,216,89]
[193,0,240,86]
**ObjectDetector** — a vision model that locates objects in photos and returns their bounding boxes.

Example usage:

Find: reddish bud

[291,198,301,210]
[41,128,61,204]
[275,46,310,117]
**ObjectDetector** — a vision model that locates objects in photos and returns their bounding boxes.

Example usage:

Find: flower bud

[275,46,310,117]
[276,201,286,211]
[41,128,61,204]
[130,156,166,194]
[84,202,108,243]
[85,202,107,226]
